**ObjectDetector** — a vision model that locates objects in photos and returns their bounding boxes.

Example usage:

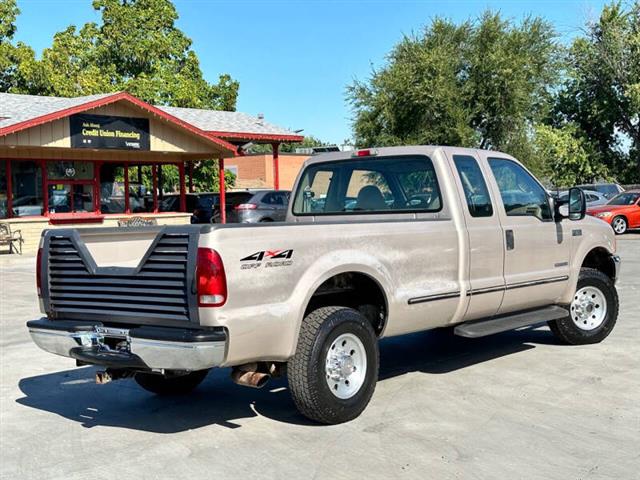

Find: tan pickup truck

[28,146,621,424]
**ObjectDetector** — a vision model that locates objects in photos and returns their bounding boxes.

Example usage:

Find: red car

[587,190,640,234]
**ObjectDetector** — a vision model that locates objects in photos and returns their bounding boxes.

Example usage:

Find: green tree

[347,11,561,172]
[3,0,238,111]
[0,0,41,93]
[534,123,609,187]
[554,1,640,182]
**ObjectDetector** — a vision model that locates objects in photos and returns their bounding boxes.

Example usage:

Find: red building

[0,92,303,253]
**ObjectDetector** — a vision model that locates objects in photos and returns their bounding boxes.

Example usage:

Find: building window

[11,160,43,217]
[0,161,7,219]
[128,165,154,213]
[47,161,94,180]
[99,163,126,214]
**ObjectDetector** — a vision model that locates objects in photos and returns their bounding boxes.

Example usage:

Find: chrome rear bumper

[27,319,226,372]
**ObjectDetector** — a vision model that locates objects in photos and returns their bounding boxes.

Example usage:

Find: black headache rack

[40,225,203,328]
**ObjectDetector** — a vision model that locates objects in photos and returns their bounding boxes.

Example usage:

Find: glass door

[48,182,94,213]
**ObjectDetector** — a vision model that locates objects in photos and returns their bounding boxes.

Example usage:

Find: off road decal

[241,250,294,269]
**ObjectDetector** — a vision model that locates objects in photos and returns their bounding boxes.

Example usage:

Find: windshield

[607,192,640,206]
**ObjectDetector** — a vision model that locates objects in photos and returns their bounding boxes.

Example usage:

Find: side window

[488,158,551,221]
[263,193,285,205]
[453,155,493,217]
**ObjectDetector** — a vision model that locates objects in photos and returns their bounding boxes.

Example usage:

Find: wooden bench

[0,223,23,254]
[117,217,158,227]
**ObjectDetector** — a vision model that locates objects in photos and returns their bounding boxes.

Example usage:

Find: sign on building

[70,114,150,150]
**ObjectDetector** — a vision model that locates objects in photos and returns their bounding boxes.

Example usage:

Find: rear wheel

[287,306,379,424]
[612,216,627,235]
[134,369,209,395]
[548,268,618,345]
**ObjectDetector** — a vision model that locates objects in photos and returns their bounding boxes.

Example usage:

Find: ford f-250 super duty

[28,146,621,424]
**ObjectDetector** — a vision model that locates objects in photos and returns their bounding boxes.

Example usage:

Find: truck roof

[302,145,510,168]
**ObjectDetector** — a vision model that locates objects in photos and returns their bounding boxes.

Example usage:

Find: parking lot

[0,234,638,480]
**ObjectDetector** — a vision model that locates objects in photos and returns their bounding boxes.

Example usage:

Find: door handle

[505,230,515,250]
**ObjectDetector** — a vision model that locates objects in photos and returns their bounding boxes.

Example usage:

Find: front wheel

[548,268,618,345]
[612,216,628,235]
[134,369,209,395]
[287,306,379,424]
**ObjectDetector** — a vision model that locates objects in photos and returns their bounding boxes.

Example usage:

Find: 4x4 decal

[241,250,294,269]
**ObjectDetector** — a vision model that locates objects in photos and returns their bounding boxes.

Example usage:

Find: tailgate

[40,225,202,327]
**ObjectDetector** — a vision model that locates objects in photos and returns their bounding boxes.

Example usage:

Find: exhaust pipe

[96,368,133,384]
[231,363,270,388]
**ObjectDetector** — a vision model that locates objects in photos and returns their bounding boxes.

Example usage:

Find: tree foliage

[554,1,640,182]
[2,0,238,111]
[348,12,561,172]
[534,123,609,187]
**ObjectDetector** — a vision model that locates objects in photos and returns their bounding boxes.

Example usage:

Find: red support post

[218,158,226,224]
[124,164,130,214]
[41,159,48,216]
[152,164,158,213]
[6,159,12,219]
[188,161,194,193]
[94,161,101,214]
[272,142,280,190]
[179,162,187,212]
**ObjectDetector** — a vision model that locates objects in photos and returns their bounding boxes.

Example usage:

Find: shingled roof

[0,92,303,143]
[158,105,299,139]
[0,92,115,130]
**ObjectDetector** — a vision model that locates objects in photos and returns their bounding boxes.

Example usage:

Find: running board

[454,306,569,338]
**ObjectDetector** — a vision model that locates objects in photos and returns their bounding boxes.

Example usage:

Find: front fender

[560,217,616,304]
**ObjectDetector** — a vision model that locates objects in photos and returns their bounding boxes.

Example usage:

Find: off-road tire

[287,306,379,424]
[548,268,618,345]
[134,369,209,395]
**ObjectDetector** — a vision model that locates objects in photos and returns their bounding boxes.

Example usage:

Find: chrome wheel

[570,286,607,331]
[612,217,627,234]
[325,333,367,399]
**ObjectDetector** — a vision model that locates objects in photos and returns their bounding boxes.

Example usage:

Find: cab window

[453,155,493,217]
[488,158,551,221]
[293,155,441,215]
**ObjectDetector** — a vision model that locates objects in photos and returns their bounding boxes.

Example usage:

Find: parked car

[159,193,219,224]
[559,189,608,206]
[587,190,640,234]
[576,183,624,199]
[28,146,621,425]
[213,190,290,223]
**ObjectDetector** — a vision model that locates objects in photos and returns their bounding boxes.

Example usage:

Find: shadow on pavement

[16,325,560,433]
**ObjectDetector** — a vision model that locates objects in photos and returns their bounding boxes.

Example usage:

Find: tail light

[234,203,258,210]
[196,248,227,307]
[36,247,43,297]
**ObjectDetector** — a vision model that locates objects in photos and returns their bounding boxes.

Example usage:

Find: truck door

[445,149,505,320]
[479,153,571,314]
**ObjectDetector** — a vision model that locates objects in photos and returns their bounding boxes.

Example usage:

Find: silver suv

[214,190,290,223]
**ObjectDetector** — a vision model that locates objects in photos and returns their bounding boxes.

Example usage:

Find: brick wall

[227,154,308,191]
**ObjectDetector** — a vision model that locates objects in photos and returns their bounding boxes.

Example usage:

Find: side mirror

[568,187,586,221]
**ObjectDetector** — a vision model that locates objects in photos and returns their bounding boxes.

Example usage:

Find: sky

[13,0,611,145]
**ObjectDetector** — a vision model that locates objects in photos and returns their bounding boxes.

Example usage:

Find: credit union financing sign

[70,114,150,150]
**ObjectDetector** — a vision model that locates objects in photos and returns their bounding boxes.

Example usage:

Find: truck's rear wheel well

[582,247,616,281]
[305,272,387,336]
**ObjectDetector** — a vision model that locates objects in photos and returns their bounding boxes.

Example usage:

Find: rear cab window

[292,155,442,215]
